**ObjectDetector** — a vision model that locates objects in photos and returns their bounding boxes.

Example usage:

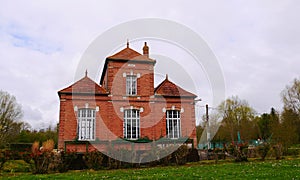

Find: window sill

[167,137,181,140]
[125,138,139,140]
[123,95,141,99]
[78,139,95,141]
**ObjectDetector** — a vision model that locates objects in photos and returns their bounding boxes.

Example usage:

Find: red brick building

[58,42,197,152]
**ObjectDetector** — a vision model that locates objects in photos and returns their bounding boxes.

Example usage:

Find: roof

[107,47,155,62]
[100,44,156,84]
[155,76,197,98]
[108,47,141,60]
[59,74,108,95]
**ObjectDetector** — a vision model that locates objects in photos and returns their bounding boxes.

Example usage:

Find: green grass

[1,158,300,179]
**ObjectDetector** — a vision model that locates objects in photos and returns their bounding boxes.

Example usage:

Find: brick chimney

[143,42,149,57]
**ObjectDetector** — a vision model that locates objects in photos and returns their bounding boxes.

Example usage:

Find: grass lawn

[1,158,300,179]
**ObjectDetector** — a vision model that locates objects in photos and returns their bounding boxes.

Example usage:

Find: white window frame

[166,110,181,139]
[124,109,140,139]
[126,75,137,95]
[77,108,96,141]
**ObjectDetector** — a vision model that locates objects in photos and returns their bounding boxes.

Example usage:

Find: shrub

[227,143,248,162]
[173,145,189,165]
[21,151,32,164]
[186,148,200,162]
[107,156,121,169]
[7,143,32,160]
[139,146,173,167]
[257,142,271,161]
[56,150,78,172]
[285,148,300,157]
[105,147,121,169]
[213,148,226,160]
[83,150,104,170]
[2,160,31,172]
[273,144,283,160]
[158,154,172,166]
[31,139,55,174]
[0,150,10,170]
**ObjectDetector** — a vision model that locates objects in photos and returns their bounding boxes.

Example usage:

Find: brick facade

[58,42,197,152]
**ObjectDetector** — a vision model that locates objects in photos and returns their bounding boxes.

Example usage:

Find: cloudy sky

[1,1,299,129]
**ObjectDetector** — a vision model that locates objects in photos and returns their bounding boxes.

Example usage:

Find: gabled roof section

[155,75,197,98]
[108,47,141,60]
[59,74,108,95]
[100,43,156,84]
[107,47,155,62]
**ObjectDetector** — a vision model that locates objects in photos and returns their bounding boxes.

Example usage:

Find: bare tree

[20,122,32,131]
[281,78,300,113]
[281,78,300,144]
[0,90,23,147]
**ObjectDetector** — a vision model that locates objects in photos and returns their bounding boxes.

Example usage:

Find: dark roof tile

[107,47,155,62]
[59,75,108,95]
[155,76,197,97]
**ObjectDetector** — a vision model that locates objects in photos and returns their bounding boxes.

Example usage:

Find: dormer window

[126,75,137,95]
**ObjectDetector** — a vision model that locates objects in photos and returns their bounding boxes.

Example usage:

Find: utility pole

[206,104,211,150]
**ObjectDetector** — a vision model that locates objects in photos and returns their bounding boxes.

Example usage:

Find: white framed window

[166,110,181,139]
[77,108,95,141]
[126,75,137,95]
[124,109,140,139]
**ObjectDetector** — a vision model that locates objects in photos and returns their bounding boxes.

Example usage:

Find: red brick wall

[58,59,197,151]
[58,94,197,150]
[105,61,154,97]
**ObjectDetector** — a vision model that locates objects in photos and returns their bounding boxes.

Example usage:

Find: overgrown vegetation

[0,138,300,176]
[257,142,271,161]
[1,158,300,179]
[31,140,54,174]
[1,142,202,174]
[83,150,104,170]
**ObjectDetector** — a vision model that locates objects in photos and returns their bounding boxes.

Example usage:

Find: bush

[2,160,31,172]
[213,148,226,160]
[0,150,10,170]
[57,150,78,172]
[173,145,189,165]
[257,142,271,161]
[83,150,104,170]
[7,143,32,160]
[21,151,32,164]
[107,156,121,169]
[105,147,122,169]
[285,148,300,157]
[160,153,172,166]
[186,148,200,162]
[273,144,283,160]
[31,140,55,174]
[227,143,248,162]
[139,146,173,167]
[139,147,159,166]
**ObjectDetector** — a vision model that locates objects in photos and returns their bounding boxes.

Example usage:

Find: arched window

[77,108,95,140]
[166,110,181,139]
[124,109,140,139]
